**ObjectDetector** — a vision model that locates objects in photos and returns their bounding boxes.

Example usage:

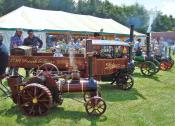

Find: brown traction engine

[7,55,106,116]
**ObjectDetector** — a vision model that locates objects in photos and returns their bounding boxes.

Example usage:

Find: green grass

[0,62,175,126]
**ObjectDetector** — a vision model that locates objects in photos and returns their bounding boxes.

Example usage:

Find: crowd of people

[133,37,175,57]
[0,29,43,77]
[1,30,175,78]
[151,37,175,57]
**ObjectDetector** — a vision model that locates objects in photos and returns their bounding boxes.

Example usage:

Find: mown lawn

[0,61,175,126]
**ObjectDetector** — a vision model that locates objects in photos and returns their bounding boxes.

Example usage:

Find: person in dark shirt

[0,34,8,79]
[23,30,43,77]
[23,29,43,48]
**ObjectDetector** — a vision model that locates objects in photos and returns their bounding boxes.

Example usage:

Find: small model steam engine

[7,53,106,116]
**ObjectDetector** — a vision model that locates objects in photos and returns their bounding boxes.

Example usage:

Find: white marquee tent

[0,6,144,49]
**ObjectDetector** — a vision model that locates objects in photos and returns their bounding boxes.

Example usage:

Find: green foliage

[0,0,174,33]
[74,1,150,33]
[28,0,50,9]
[120,3,149,33]
[152,12,175,32]
[48,0,75,12]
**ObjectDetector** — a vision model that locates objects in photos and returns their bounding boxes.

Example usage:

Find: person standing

[9,28,23,76]
[23,30,43,77]
[0,33,9,79]
[159,37,166,57]
[134,38,142,56]
[23,29,43,48]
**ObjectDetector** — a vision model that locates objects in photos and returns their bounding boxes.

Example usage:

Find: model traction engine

[7,47,106,116]
[130,26,160,76]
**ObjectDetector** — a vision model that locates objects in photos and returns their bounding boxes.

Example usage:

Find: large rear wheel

[19,83,52,116]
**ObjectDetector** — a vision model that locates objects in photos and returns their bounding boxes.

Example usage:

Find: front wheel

[140,61,156,76]
[152,59,160,73]
[167,58,174,70]
[170,58,174,66]
[85,96,106,116]
[115,74,134,90]
[160,59,172,71]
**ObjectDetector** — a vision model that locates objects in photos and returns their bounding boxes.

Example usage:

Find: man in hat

[10,28,23,49]
[23,29,43,48]
[0,33,8,79]
[9,28,23,76]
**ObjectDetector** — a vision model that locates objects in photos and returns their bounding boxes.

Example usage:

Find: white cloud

[160,0,175,16]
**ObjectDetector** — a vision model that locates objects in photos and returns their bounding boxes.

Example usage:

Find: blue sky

[75,0,175,16]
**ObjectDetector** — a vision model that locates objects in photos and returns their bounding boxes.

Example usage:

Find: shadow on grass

[63,92,84,99]
[133,72,161,82]
[0,105,107,126]
[162,69,174,73]
[99,83,146,102]
[49,107,107,126]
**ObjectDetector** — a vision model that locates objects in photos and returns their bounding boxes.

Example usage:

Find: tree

[1,0,30,15]
[152,13,175,32]
[75,0,102,15]
[27,0,50,9]
[118,3,149,33]
[48,0,75,12]
[96,0,114,18]
[75,0,85,14]
[0,0,174,32]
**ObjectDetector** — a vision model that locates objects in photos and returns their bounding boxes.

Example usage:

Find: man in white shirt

[134,38,142,56]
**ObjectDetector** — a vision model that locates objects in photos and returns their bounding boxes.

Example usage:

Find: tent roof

[0,6,144,36]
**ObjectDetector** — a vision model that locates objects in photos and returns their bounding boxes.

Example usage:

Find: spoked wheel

[167,58,174,70]
[170,59,174,66]
[140,61,156,76]
[85,96,106,116]
[37,63,59,77]
[116,74,134,90]
[160,60,170,71]
[152,59,160,73]
[19,83,52,116]
[84,91,101,102]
